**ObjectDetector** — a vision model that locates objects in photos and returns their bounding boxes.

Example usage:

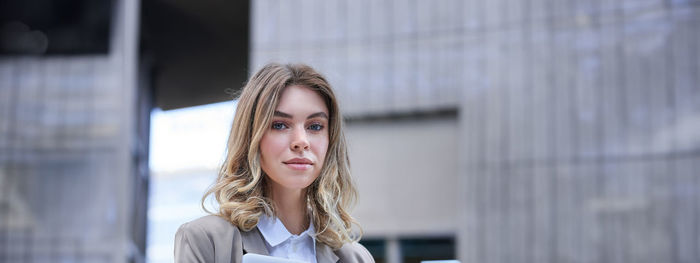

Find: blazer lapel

[240,227,269,255]
[316,242,339,263]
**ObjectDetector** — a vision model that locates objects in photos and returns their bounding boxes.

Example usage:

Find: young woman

[174,63,374,263]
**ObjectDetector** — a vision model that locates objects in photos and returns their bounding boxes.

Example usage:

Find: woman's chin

[271,178,315,192]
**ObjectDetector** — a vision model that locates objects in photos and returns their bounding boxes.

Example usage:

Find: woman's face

[259,85,330,192]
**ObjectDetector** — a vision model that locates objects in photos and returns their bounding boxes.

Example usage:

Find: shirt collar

[257,214,315,247]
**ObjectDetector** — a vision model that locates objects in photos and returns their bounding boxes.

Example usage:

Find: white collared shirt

[257,215,317,263]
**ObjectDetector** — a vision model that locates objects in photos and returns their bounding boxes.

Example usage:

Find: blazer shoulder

[185,214,238,232]
[175,215,243,263]
[176,214,240,245]
[335,242,375,263]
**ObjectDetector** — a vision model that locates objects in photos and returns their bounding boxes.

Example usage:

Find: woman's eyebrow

[307,112,329,119]
[274,110,328,119]
[273,111,293,118]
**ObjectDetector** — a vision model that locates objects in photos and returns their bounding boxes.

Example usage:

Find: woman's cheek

[313,137,329,161]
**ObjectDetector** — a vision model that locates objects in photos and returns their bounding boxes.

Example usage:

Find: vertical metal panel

[673,156,697,262]
[552,28,575,162]
[251,0,276,49]
[531,164,554,263]
[483,32,505,166]
[321,0,346,43]
[415,0,433,34]
[462,0,482,31]
[484,0,504,29]
[415,38,433,109]
[648,158,674,262]
[574,24,602,159]
[391,35,415,112]
[506,28,529,163]
[599,21,625,157]
[365,41,382,113]
[530,28,553,162]
[392,0,416,35]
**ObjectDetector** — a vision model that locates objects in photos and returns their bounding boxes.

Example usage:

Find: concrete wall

[458,2,700,263]
[0,0,143,262]
[251,0,462,116]
[348,117,459,238]
[249,1,700,262]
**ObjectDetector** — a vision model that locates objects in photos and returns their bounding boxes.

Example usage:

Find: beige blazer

[174,215,375,263]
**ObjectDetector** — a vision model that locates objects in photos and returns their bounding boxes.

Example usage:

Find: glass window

[360,239,386,263]
[400,237,455,263]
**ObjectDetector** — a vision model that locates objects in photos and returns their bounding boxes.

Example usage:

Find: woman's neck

[270,185,309,235]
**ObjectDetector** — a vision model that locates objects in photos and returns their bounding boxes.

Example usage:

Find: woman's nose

[290,126,310,151]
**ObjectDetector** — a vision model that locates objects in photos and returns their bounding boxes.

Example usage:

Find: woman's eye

[271,122,287,130]
[308,123,323,131]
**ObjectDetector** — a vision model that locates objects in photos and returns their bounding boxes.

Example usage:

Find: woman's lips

[285,163,312,170]
[283,158,313,170]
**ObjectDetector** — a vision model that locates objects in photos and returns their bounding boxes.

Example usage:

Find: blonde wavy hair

[202,63,360,249]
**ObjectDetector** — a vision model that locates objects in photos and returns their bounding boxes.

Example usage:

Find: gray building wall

[251,0,700,262]
[0,0,144,262]
[458,2,700,263]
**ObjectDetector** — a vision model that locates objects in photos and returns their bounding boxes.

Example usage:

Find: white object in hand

[242,253,309,263]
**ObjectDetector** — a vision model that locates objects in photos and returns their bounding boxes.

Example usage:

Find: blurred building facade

[1,0,699,263]
[0,0,148,262]
[250,0,700,263]
[1,0,248,262]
